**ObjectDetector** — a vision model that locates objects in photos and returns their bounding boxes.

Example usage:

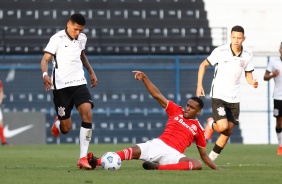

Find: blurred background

[0,0,281,145]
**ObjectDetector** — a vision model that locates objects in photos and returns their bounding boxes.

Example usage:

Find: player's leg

[205,99,229,140]
[209,103,239,161]
[209,125,233,161]
[51,88,73,137]
[0,109,7,144]
[76,102,93,170]
[274,99,282,155]
[88,145,141,169]
[143,156,202,170]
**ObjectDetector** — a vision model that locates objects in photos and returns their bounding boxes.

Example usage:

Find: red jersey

[159,100,206,153]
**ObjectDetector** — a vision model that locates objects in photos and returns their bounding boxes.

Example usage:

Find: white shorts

[137,138,186,165]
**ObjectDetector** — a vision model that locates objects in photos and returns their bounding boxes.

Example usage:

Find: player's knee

[60,124,72,134]
[192,160,202,170]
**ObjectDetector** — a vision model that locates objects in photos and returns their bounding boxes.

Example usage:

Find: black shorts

[212,98,240,125]
[273,99,282,118]
[53,84,94,120]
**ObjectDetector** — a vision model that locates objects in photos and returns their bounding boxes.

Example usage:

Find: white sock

[55,120,61,133]
[277,132,282,147]
[79,127,92,158]
[209,150,219,161]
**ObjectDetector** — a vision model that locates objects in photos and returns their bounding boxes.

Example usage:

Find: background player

[87,71,219,170]
[196,25,258,161]
[263,42,282,155]
[0,80,12,146]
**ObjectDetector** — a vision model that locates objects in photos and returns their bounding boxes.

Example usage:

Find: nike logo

[4,124,34,138]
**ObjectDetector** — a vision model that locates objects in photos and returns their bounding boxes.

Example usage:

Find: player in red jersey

[0,80,12,146]
[87,71,219,170]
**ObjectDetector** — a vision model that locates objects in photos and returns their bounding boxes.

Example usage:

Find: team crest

[239,59,245,67]
[217,107,226,116]
[191,124,197,131]
[57,106,66,117]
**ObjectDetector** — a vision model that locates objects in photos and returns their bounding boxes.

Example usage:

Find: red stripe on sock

[116,148,132,160]
[158,162,192,170]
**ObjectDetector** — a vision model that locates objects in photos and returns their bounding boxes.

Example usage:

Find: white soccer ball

[101,152,122,171]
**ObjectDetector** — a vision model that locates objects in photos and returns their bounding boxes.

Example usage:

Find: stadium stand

[0,0,220,55]
[0,0,240,144]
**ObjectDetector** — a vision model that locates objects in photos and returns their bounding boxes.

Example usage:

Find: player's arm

[197,146,219,170]
[132,70,168,109]
[245,71,258,88]
[81,51,98,88]
[263,70,279,81]
[40,52,53,91]
[196,59,210,97]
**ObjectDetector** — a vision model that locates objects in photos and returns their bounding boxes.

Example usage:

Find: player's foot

[277,146,282,155]
[2,142,13,146]
[142,161,159,170]
[51,116,60,137]
[204,117,214,140]
[77,157,92,170]
[87,152,98,170]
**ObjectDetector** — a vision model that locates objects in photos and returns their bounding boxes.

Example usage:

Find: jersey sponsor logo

[4,124,34,138]
[58,106,66,117]
[174,116,196,135]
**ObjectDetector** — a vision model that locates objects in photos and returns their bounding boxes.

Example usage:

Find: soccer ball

[101,152,122,171]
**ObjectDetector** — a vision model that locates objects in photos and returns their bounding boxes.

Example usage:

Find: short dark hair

[190,96,204,109]
[231,25,244,34]
[70,13,86,26]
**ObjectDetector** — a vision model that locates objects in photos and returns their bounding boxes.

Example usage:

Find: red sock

[0,126,6,143]
[158,161,194,170]
[116,148,133,160]
[97,148,133,166]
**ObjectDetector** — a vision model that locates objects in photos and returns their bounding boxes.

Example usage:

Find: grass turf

[0,144,281,184]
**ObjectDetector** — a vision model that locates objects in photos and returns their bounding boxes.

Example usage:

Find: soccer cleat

[142,161,159,170]
[77,157,92,170]
[2,142,13,147]
[87,152,98,170]
[204,117,214,140]
[277,147,282,155]
[51,116,60,137]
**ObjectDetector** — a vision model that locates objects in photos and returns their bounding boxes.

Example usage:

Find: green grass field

[0,143,281,184]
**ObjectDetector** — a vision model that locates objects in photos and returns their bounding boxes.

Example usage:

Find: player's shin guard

[158,161,194,170]
[79,122,92,158]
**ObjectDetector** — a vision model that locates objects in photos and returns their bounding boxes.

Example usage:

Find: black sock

[213,143,223,154]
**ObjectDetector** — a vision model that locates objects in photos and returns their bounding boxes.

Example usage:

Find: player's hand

[196,86,205,97]
[132,70,146,80]
[43,75,52,91]
[273,69,280,77]
[90,73,98,88]
[252,78,258,88]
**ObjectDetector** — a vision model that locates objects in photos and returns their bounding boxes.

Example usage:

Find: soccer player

[87,70,219,170]
[0,80,12,146]
[263,42,282,155]
[196,25,258,161]
[40,13,98,169]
